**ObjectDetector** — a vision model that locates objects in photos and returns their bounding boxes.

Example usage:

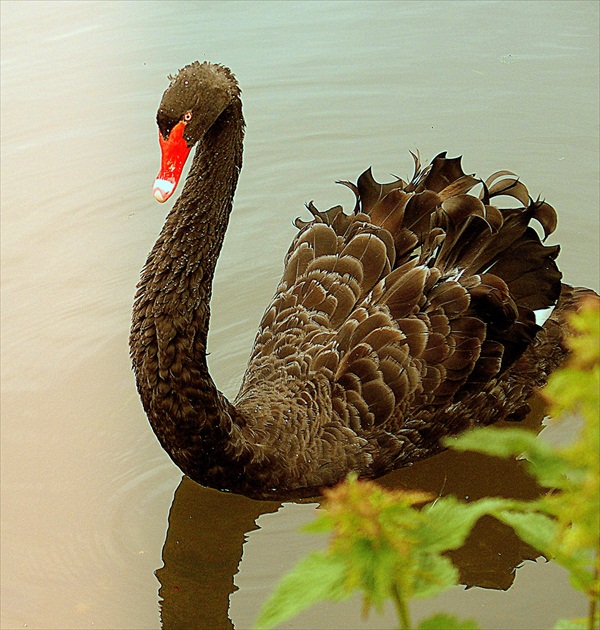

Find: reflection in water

[158,400,546,628]
[158,481,279,629]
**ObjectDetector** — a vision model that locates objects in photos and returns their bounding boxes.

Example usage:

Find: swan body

[131,62,586,499]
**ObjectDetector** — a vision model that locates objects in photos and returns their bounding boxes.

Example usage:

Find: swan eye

[183,111,193,122]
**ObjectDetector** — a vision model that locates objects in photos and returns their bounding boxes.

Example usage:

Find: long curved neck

[131,97,248,487]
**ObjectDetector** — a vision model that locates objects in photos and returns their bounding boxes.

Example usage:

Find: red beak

[153,121,191,203]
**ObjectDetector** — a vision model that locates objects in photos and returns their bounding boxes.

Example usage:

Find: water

[1,1,598,628]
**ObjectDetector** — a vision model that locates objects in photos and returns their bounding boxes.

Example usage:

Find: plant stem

[588,549,599,630]
[391,583,412,630]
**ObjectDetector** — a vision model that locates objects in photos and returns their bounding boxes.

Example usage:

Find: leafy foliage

[553,618,596,630]
[450,297,600,616]
[255,479,500,629]
[254,552,350,630]
[417,613,480,630]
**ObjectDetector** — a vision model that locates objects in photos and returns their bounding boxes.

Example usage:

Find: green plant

[450,297,600,630]
[256,299,600,630]
[255,475,489,629]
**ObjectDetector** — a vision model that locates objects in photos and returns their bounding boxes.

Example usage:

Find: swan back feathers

[234,153,562,472]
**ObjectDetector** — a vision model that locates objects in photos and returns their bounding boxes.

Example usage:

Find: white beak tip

[153,179,175,203]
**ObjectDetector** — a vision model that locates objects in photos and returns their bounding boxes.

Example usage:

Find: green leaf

[495,513,596,595]
[254,552,349,630]
[553,618,590,629]
[352,540,401,610]
[302,512,332,534]
[446,426,540,457]
[420,496,509,552]
[564,558,597,595]
[493,510,558,555]
[411,553,459,599]
[446,427,569,488]
[418,612,481,629]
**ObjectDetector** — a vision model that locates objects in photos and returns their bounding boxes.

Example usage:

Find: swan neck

[173,96,245,334]
[131,96,247,485]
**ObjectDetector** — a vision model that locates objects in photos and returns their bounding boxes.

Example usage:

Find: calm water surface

[1,1,598,628]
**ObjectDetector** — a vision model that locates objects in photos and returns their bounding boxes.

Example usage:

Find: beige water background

[1,1,599,628]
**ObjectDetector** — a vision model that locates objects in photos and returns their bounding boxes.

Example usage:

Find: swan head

[153,61,240,202]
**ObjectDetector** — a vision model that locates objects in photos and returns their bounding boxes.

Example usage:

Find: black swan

[130,61,592,500]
